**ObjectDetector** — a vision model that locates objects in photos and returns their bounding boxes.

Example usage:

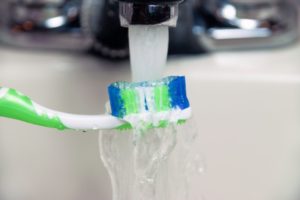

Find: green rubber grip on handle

[0,87,67,130]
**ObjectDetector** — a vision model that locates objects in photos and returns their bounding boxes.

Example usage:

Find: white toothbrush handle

[38,105,126,130]
[0,87,125,130]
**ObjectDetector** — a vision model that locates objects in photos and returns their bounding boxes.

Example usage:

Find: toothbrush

[0,76,191,131]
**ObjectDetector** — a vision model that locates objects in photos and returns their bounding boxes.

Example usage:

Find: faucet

[194,0,299,51]
[0,0,297,58]
[118,0,183,27]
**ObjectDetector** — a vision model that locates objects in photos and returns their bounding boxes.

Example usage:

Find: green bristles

[154,85,170,112]
[121,89,139,115]
[115,120,187,131]
[120,85,172,115]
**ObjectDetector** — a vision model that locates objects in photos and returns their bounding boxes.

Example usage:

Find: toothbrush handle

[0,87,124,131]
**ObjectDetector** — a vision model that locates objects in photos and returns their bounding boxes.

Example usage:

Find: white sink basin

[1,43,300,200]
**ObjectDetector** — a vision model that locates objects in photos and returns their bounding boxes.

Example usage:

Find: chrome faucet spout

[118,0,183,27]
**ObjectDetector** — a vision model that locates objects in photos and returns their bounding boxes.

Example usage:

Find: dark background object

[82,0,129,58]
[169,0,206,54]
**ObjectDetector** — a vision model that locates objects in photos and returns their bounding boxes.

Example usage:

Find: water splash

[99,119,204,200]
[165,119,205,200]
[99,124,177,200]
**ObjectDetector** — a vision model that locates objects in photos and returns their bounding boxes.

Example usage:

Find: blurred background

[1,0,300,200]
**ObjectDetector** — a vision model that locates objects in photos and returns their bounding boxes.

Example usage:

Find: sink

[1,43,300,200]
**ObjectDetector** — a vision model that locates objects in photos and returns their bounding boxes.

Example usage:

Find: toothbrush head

[108,76,191,129]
